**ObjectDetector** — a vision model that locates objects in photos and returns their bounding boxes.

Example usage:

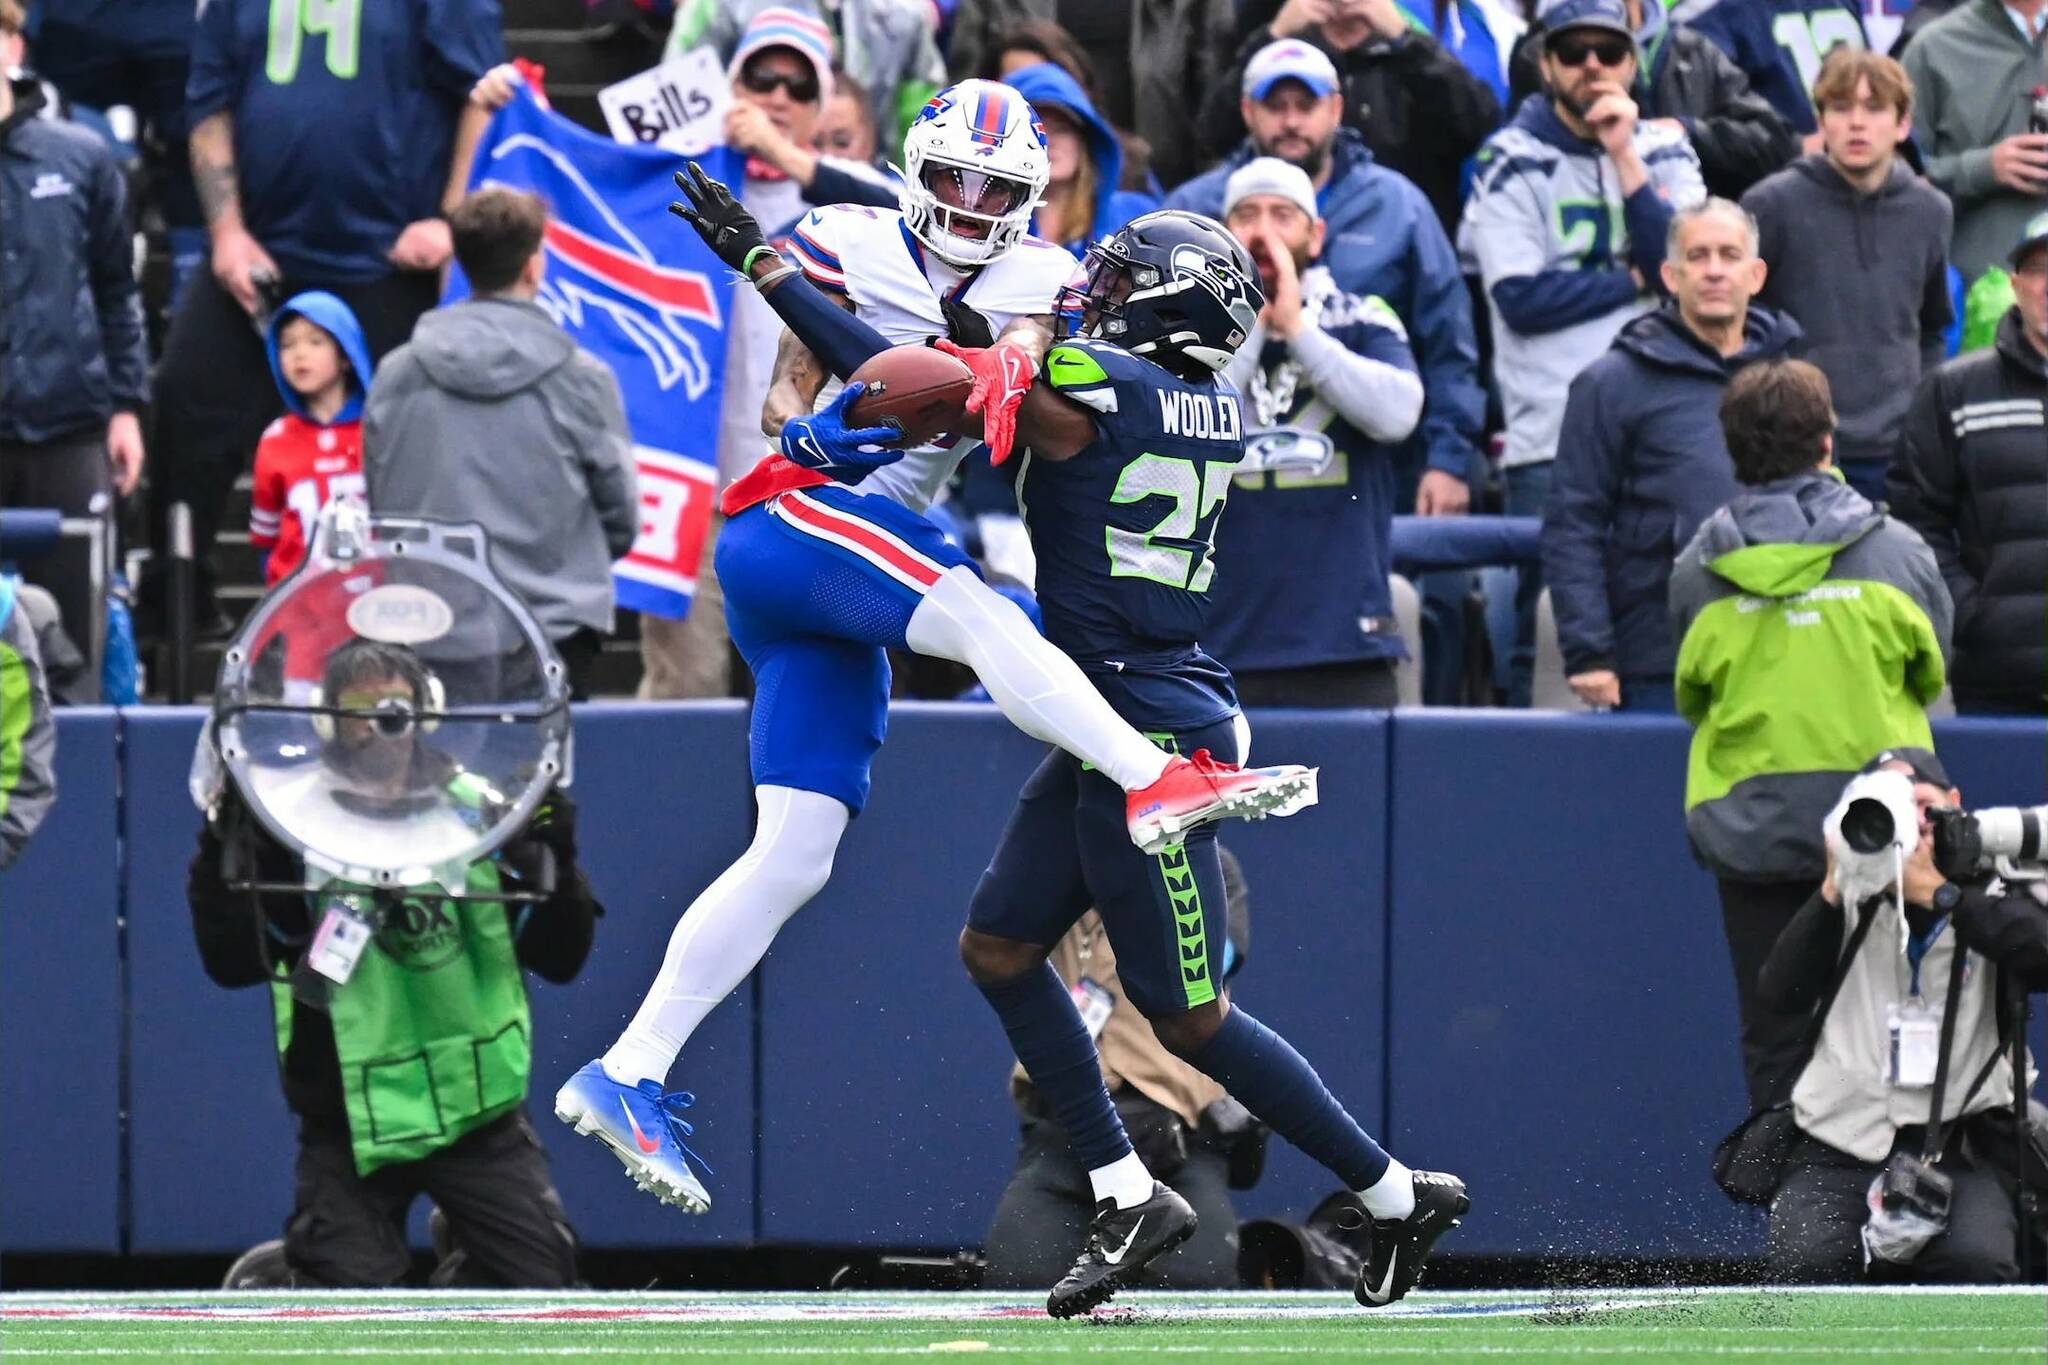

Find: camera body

[1862,1151,1956,1267]
[1929,805,2048,884]
[1879,1151,1954,1222]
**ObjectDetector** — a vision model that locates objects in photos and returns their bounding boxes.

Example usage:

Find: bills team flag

[447,86,742,619]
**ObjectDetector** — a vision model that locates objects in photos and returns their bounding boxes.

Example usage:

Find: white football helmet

[899,79,1051,270]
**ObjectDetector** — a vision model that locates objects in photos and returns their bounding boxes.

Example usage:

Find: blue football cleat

[554,1060,712,1214]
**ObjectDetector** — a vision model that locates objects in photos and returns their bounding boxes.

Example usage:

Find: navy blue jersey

[1020,338,1246,728]
[187,0,503,282]
[1674,0,1866,135]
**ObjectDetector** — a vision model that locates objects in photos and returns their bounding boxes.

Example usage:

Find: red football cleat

[1124,749,1319,854]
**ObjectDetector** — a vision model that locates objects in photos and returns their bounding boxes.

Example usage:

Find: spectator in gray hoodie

[1742,49,1952,504]
[364,188,637,699]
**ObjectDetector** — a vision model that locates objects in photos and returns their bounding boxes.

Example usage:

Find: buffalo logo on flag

[450,88,744,620]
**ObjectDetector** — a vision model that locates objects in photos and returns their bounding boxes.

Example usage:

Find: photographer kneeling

[189,626,602,1285]
[1760,749,2047,1283]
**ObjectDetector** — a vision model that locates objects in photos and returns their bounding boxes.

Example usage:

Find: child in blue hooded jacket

[248,292,374,584]
[1001,62,1158,255]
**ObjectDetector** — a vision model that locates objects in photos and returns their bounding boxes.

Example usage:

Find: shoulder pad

[1045,341,1125,412]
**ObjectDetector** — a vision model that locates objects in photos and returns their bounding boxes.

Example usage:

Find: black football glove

[670,161,768,272]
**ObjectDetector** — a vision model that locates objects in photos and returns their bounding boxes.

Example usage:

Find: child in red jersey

[247,293,375,702]
[249,292,373,585]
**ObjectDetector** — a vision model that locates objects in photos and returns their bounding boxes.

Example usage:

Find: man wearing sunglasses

[1460,0,1705,706]
[1505,0,1797,199]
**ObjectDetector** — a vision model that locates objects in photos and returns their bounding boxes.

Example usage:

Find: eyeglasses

[739,62,820,103]
[1548,34,1632,68]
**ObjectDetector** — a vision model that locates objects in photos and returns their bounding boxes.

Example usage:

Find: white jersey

[784,203,1077,511]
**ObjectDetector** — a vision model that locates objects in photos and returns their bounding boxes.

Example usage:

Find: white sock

[1358,1157,1416,1220]
[1087,1150,1156,1211]
[600,786,849,1086]
[905,567,1171,791]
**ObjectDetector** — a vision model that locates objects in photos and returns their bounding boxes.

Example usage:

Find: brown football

[846,344,976,446]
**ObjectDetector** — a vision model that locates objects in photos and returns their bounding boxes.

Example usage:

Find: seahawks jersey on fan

[1019,337,1246,728]
[1673,0,1866,134]
[784,202,1077,512]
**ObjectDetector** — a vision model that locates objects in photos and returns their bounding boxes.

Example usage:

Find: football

[846,344,975,446]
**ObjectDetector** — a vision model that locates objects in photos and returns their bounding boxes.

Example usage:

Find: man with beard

[1460,0,1704,705]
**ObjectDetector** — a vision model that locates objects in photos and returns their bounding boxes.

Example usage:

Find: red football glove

[935,337,1037,466]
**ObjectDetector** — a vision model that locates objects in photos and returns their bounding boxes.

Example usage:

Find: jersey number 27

[1107,454,1235,592]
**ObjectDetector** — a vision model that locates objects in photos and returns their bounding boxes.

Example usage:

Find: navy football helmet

[1057,210,1264,376]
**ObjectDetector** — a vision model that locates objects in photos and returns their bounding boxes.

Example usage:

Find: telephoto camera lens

[1839,796,1898,855]
[1973,805,2048,863]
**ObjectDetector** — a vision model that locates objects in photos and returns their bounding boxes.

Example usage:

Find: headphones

[308,640,446,741]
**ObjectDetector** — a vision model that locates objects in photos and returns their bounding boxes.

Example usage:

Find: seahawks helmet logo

[1169,243,1260,338]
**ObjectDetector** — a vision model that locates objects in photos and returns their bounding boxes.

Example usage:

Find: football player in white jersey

[555,81,1317,1214]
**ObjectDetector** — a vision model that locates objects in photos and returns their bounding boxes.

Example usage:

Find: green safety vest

[271,851,532,1177]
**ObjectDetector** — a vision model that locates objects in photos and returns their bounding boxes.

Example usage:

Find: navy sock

[1190,1005,1390,1190]
[976,963,1133,1170]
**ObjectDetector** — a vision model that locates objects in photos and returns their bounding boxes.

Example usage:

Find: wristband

[742,244,780,275]
[754,264,798,293]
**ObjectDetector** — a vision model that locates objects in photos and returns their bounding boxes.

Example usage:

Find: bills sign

[451,88,740,619]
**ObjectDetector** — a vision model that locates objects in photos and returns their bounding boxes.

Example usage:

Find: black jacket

[0,79,149,444]
[1199,26,1499,233]
[188,787,601,1125]
[1508,21,1796,200]
[1889,309,2048,713]
[1544,303,1803,680]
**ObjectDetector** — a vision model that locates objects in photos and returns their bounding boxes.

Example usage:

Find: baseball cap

[1860,747,1954,791]
[1223,157,1319,221]
[1242,39,1341,102]
[1540,0,1634,42]
[2011,210,2048,267]
[729,6,835,105]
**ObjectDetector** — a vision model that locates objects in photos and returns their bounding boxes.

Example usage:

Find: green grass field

[3,1288,2043,1362]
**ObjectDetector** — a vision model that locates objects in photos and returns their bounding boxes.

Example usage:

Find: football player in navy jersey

[948,213,1468,1316]
[670,175,1467,1315]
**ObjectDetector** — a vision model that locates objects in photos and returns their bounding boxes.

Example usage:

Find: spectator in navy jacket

[1543,197,1801,711]
[1209,158,1425,707]
[0,1,148,701]
[142,0,505,640]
